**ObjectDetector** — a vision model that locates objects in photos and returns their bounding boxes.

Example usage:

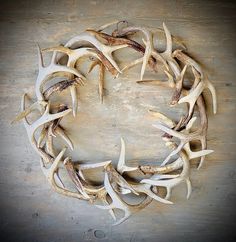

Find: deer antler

[153,95,213,168]
[21,94,71,164]
[96,171,152,226]
[173,50,217,115]
[40,148,90,200]
[113,25,169,79]
[61,31,128,74]
[105,162,139,196]
[141,145,192,200]
[35,45,85,101]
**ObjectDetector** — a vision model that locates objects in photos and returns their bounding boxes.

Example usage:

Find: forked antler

[153,95,213,169]
[61,31,128,74]
[96,171,153,226]
[40,148,90,200]
[21,94,71,164]
[36,45,85,101]
[113,25,169,79]
[141,145,192,200]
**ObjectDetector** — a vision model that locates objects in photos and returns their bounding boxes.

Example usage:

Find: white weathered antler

[35,44,85,101]
[149,107,213,169]
[160,23,181,79]
[153,99,213,169]
[132,179,175,205]
[96,171,152,226]
[178,78,217,116]
[117,138,138,174]
[141,146,192,200]
[173,50,217,115]
[95,171,133,225]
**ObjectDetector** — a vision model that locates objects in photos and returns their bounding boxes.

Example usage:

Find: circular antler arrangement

[13,21,217,225]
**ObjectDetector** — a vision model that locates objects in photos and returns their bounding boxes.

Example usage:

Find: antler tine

[98,61,105,103]
[140,32,153,80]
[11,99,47,124]
[36,43,44,68]
[117,57,143,78]
[162,22,172,57]
[96,20,120,32]
[54,125,74,150]
[170,64,188,106]
[132,182,173,205]
[148,110,176,128]
[67,84,78,117]
[75,160,112,170]
[147,27,186,50]
[45,123,56,158]
[160,22,181,78]
[37,126,47,148]
[117,138,138,175]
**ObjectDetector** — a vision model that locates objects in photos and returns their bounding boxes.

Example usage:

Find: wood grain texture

[0,0,236,241]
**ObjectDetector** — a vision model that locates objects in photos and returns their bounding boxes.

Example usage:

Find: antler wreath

[13,20,217,225]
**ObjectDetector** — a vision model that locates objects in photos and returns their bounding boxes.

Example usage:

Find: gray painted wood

[0,0,236,241]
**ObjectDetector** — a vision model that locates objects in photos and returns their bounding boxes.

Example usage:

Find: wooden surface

[0,0,236,241]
